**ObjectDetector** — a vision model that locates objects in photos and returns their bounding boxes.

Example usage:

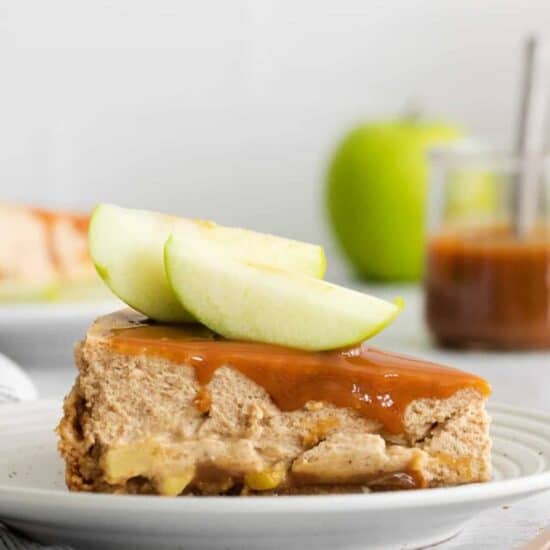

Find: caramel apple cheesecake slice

[58,309,491,496]
[57,204,491,496]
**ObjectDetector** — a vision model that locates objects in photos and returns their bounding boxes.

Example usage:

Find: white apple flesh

[89,204,326,322]
[165,234,401,350]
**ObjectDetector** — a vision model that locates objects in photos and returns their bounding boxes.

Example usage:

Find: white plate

[0,300,121,366]
[0,401,549,550]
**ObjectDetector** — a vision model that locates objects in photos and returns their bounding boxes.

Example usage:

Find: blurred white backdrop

[1,0,548,255]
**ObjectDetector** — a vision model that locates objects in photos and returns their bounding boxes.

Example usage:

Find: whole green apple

[326,120,461,281]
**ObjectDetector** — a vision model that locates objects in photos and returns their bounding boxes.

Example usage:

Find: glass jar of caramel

[424,146,550,349]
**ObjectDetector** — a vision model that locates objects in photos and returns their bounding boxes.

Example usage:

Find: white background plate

[0,400,549,550]
[0,300,121,366]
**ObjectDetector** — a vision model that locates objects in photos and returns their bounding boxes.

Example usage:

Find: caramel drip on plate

[97,310,490,435]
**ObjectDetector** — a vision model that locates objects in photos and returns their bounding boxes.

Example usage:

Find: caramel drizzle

[98,310,490,435]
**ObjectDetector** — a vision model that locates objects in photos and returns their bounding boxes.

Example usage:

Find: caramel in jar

[425,226,550,349]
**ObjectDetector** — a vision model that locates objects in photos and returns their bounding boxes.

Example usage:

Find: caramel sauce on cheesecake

[95,310,490,435]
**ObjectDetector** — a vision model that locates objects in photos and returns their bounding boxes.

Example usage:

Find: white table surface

[13,284,550,549]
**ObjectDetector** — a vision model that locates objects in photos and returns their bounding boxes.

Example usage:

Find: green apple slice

[164,234,401,350]
[89,204,326,322]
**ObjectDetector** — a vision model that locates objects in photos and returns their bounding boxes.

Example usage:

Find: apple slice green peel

[89,204,326,322]
[165,234,402,351]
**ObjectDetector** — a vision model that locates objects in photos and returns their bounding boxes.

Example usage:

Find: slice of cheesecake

[0,204,103,301]
[57,309,491,496]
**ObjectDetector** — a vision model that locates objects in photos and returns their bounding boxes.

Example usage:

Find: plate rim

[0,400,549,514]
